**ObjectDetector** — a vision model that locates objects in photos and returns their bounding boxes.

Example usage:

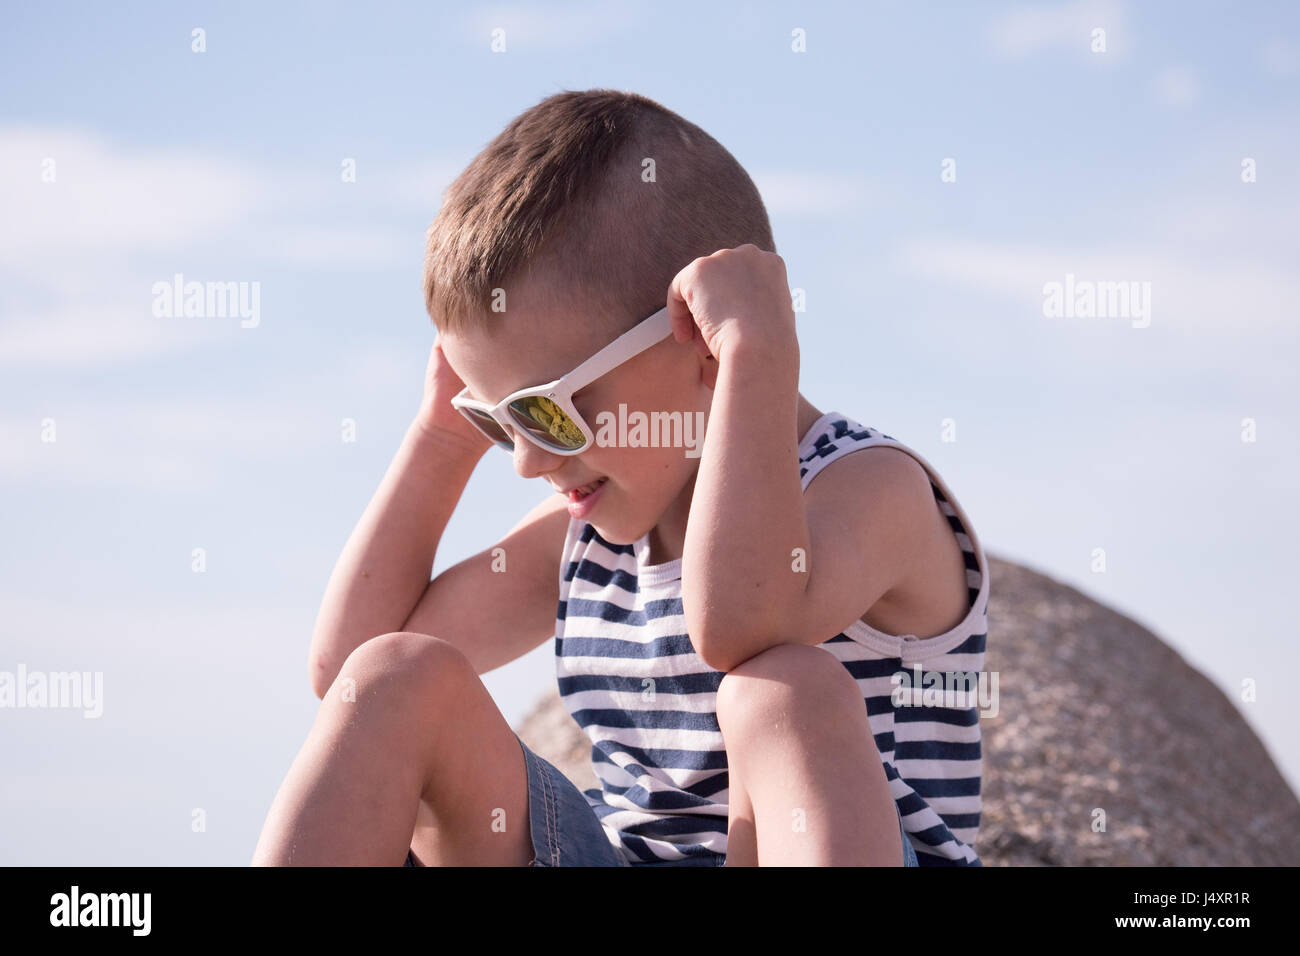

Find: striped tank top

[554,411,990,865]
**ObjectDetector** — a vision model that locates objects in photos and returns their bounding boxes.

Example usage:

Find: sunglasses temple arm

[559,307,673,393]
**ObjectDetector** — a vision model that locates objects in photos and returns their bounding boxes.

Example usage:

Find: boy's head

[423,88,774,545]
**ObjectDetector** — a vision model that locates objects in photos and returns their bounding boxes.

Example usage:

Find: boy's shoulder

[803,438,939,546]
[800,419,977,640]
[798,412,932,507]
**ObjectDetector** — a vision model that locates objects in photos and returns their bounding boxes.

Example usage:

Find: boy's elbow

[307,621,357,699]
[308,651,340,700]
[685,591,796,672]
[691,610,798,672]
[692,624,759,673]
[685,606,723,670]
[696,640,737,673]
[685,597,731,670]
[688,601,745,671]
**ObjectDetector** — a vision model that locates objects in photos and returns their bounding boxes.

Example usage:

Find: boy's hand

[666,244,798,369]
[415,334,495,457]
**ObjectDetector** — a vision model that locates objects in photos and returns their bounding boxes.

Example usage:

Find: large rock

[514,555,1300,865]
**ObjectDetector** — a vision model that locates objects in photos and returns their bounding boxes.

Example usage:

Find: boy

[252,89,989,867]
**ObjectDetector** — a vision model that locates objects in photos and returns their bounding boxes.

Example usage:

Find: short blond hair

[422,88,774,337]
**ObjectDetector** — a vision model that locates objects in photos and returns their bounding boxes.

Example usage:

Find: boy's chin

[585,515,643,548]
[588,521,632,546]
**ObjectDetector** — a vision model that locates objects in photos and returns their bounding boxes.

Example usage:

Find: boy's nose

[512,435,565,480]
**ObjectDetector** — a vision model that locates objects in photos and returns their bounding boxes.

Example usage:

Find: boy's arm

[397,492,570,677]
[681,341,929,672]
[308,416,486,698]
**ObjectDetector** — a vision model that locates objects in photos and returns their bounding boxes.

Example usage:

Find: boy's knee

[716,643,858,734]
[330,631,474,710]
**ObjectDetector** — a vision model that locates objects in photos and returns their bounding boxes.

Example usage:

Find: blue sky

[1,0,1297,864]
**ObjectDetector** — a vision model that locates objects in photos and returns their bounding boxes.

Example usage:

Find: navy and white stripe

[554,411,990,865]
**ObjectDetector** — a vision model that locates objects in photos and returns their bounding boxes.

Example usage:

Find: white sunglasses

[450,305,673,456]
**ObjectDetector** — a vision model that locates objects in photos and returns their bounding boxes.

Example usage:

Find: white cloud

[384,159,467,209]
[0,125,435,271]
[0,774,164,812]
[1153,67,1198,107]
[0,127,266,261]
[989,0,1128,59]
[892,237,1300,334]
[0,397,335,487]
[0,412,196,486]
[245,225,417,268]
[0,332,431,486]
[752,170,875,216]
[0,305,226,369]
[0,125,457,369]
[1261,38,1299,76]
[466,0,649,51]
[343,344,424,391]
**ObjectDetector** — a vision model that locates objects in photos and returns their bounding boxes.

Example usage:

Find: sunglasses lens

[460,406,513,448]
[507,396,587,451]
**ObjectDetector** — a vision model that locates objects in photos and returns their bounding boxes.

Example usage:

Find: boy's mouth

[565,477,607,501]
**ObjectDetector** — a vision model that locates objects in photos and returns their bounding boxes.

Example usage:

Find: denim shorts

[405,731,919,867]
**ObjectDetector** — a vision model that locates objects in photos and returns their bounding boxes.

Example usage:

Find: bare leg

[722,750,759,867]
[251,631,534,866]
[715,643,902,866]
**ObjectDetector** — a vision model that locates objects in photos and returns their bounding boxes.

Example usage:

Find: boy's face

[439,281,717,546]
